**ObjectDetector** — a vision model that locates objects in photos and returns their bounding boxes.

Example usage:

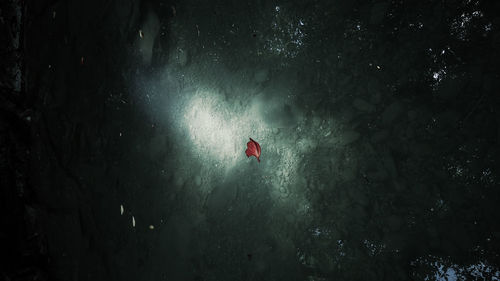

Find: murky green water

[13,0,500,280]
[119,1,500,280]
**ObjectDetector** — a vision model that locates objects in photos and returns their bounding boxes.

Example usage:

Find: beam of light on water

[184,93,239,163]
[180,88,304,198]
[182,89,268,169]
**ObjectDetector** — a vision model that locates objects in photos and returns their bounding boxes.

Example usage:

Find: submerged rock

[254,69,270,84]
[177,48,189,67]
[296,138,318,152]
[138,10,160,65]
[339,131,360,146]
[175,175,184,187]
[382,101,404,127]
[353,98,375,112]
[366,168,389,182]
[194,175,202,186]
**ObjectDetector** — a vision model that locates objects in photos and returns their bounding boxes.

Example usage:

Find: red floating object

[245,138,261,162]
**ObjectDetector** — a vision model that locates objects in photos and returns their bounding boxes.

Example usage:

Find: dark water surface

[2,0,500,280]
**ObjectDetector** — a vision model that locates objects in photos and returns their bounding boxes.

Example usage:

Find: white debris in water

[149,225,155,230]
[132,216,136,227]
[450,9,484,41]
[265,6,306,58]
[120,204,124,215]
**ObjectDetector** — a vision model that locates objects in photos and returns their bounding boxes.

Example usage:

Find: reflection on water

[125,0,500,280]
